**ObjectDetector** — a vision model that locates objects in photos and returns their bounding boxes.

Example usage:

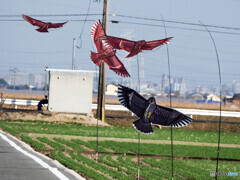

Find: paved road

[0,130,84,180]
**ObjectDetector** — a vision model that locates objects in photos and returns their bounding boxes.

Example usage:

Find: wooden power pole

[97,0,109,122]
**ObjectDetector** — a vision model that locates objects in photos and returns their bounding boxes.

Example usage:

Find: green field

[0,119,239,180]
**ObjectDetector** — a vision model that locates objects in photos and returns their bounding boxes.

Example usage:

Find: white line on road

[0,132,70,180]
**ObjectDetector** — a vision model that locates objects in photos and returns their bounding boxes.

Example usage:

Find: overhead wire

[0,14,102,17]
[1,13,240,34]
[78,0,93,40]
[113,14,240,31]
[110,20,240,36]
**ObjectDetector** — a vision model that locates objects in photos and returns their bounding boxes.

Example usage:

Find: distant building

[233,81,240,94]
[173,77,186,95]
[106,84,118,96]
[29,73,43,88]
[15,72,29,86]
[161,74,186,96]
[14,73,43,89]
[206,93,220,102]
[187,93,204,100]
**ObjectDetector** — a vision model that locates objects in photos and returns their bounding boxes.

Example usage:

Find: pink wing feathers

[91,20,106,52]
[90,20,130,77]
[48,22,67,29]
[142,37,173,50]
[104,35,173,58]
[104,36,136,52]
[22,14,67,32]
[22,14,45,27]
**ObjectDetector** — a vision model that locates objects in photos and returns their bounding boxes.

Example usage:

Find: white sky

[1,0,240,90]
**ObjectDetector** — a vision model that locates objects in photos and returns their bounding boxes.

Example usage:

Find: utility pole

[97,0,109,122]
[44,66,48,95]
[72,38,76,70]
[9,68,19,90]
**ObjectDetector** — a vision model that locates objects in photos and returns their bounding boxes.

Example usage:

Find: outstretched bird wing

[104,36,136,52]
[118,84,147,117]
[48,22,67,29]
[91,20,106,52]
[22,14,46,28]
[104,53,130,77]
[100,40,130,77]
[150,104,192,127]
[141,37,173,50]
[91,21,130,77]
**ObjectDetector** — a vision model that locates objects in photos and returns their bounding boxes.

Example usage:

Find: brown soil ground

[1,91,240,132]
[0,110,110,127]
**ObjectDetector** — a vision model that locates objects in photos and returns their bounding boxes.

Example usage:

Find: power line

[78,0,93,47]
[0,19,96,22]
[1,13,240,32]
[110,20,240,36]
[79,0,93,38]
[113,14,240,31]
[0,14,102,17]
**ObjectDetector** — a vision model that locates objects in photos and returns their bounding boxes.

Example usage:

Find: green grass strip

[53,138,87,151]
[37,137,67,150]
[20,135,47,150]
[70,151,134,180]
[71,139,109,152]
[0,120,239,144]
[96,141,240,159]
[51,150,108,180]
[117,155,170,179]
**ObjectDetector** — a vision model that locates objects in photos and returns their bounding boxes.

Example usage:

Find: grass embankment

[0,119,239,179]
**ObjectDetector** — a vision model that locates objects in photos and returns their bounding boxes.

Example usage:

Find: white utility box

[47,69,95,114]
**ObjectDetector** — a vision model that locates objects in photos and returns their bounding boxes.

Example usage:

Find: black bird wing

[150,104,192,127]
[117,84,147,118]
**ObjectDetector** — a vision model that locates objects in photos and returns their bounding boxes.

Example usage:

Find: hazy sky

[1,0,240,89]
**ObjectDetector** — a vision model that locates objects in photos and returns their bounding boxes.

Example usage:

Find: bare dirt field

[0,110,110,127]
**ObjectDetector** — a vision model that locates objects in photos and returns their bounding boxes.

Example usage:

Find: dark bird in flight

[91,20,130,77]
[118,84,193,134]
[22,14,67,32]
[103,35,173,58]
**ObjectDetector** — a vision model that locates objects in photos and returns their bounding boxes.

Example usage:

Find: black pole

[161,14,174,179]
[137,55,140,92]
[138,132,140,180]
[96,110,99,161]
[199,21,222,179]
[96,0,109,161]
[137,54,141,179]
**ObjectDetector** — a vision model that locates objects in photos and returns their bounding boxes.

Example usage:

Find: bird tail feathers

[132,118,153,134]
